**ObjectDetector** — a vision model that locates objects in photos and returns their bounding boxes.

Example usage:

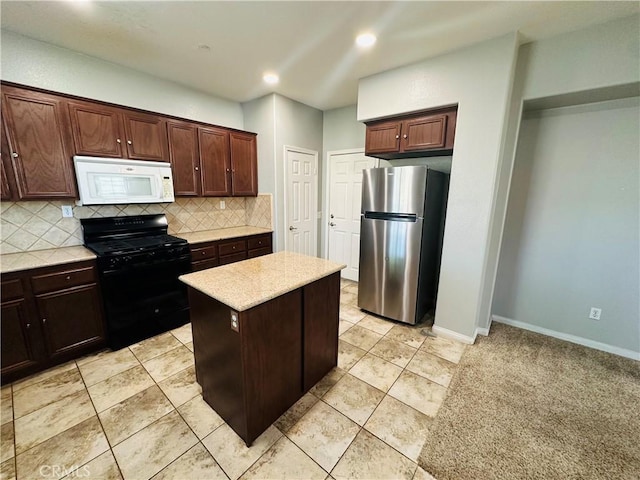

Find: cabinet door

[122,111,169,161]
[1,298,41,377]
[2,87,76,198]
[199,127,231,196]
[401,114,447,151]
[68,100,124,158]
[168,121,200,196]
[1,125,14,200]
[36,284,105,361]
[230,132,258,196]
[365,121,401,154]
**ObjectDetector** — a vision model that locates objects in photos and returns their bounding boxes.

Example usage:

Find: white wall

[493,98,640,356]
[243,94,323,252]
[520,14,640,101]
[1,30,244,129]
[358,34,520,340]
[320,105,366,257]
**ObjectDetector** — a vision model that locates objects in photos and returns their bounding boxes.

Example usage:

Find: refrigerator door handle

[363,211,418,222]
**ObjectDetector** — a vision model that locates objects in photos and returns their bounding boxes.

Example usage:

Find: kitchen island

[179,251,345,445]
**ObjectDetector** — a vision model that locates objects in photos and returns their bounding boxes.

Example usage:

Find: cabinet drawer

[219,252,247,265]
[191,244,218,262]
[1,279,24,302]
[247,247,272,259]
[31,267,96,294]
[191,258,220,272]
[218,239,246,257]
[247,235,271,251]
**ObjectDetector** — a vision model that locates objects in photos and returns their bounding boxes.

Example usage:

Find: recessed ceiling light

[263,73,279,85]
[197,44,211,52]
[356,33,376,48]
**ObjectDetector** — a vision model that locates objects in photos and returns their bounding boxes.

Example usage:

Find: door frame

[324,148,378,260]
[283,145,318,255]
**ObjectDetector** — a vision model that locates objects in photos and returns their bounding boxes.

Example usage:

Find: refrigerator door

[358,216,423,324]
[361,166,428,216]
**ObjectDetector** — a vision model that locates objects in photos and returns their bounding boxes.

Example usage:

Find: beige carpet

[418,323,640,480]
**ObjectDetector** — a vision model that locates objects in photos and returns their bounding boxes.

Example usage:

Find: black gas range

[81,214,191,350]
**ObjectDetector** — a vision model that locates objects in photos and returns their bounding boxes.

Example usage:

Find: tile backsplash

[0,194,272,254]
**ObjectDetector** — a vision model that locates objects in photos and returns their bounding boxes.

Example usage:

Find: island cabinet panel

[303,272,341,392]
[189,288,244,431]
[242,290,302,443]
[186,264,340,446]
[190,288,302,444]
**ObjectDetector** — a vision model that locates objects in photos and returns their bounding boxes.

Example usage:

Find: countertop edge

[0,247,97,274]
[181,264,345,312]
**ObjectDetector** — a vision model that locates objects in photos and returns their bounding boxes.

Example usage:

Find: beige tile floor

[0,279,467,480]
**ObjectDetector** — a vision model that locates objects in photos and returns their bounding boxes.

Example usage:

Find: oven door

[98,254,190,348]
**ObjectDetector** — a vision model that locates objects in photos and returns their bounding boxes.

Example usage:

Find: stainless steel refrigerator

[358,166,448,325]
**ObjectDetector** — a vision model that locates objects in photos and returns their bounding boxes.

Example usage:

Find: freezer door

[357,216,423,324]
[361,166,428,216]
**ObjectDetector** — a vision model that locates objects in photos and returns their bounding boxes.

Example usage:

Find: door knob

[329,222,336,227]
[289,226,297,231]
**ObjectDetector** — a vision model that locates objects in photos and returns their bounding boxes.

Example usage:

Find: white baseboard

[432,325,476,345]
[492,315,640,361]
[475,326,490,337]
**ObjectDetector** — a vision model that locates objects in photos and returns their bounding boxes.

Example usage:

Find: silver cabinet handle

[127,140,133,145]
[26,323,31,329]
[395,135,399,139]
[289,226,297,231]
[403,134,408,139]
[195,166,199,171]
[11,152,18,158]
[116,139,121,144]
[66,275,71,280]
[42,318,46,324]
[329,222,336,227]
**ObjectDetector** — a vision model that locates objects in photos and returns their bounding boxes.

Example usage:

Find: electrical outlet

[220,200,226,210]
[589,307,602,320]
[61,205,73,218]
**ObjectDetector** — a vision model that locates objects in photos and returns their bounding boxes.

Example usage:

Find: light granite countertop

[0,226,273,274]
[0,246,97,274]
[176,226,272,244]
[179,251,346,311]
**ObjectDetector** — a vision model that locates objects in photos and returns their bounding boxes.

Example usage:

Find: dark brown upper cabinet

[68,100,168,162]
[365,106,457,159]
[167,120,200,196]
[199,126,231,196]
[171,123,258,197]
[230,131,258,196]
[1,86,77,198]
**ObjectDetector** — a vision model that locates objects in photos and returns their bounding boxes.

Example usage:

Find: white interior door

[285,146,318,256]
[327,150,377,281]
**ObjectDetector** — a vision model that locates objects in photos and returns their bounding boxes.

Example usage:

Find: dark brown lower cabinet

[189,232,272,271]
[1,260,106,384]
[188,271,340,446]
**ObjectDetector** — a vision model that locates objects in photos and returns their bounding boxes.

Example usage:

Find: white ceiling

[1,1,638,111]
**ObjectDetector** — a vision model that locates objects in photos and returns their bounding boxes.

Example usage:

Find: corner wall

[358,33,520,341]
[493,99,639,357]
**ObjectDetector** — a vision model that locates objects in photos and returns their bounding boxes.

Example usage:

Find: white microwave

[73,156,175,205]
